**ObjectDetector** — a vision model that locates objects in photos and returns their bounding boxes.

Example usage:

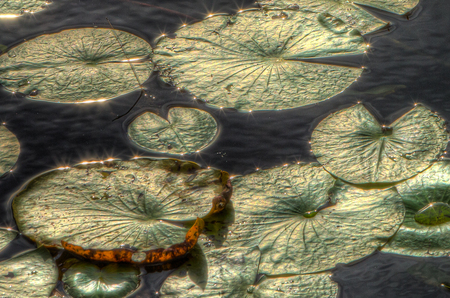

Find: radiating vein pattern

[13,159,227,250]
[154,9,366,111]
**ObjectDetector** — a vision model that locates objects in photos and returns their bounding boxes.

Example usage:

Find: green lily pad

[128,108,218,154]
[258,0,419,34]
[13,158,229,250]
[0,228,17,252]
[0,28,152,102]
[311,104,448,184]
[0,125,20,176]
[160,246,338,297]
[63,262,139,298]
[384,162,450,256]
[154,9,365,111]
[0,247,58,297]
[228,163,404,275]
[0,0,49,17]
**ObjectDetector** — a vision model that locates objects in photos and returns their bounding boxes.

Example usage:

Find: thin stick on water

[106,17,147,121]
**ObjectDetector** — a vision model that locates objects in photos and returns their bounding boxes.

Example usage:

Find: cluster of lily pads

[3,0,450,297]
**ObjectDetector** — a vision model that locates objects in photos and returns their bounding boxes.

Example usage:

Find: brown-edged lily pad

[311,104,448,184]
[0,228,17,252]
[0,125,20,176]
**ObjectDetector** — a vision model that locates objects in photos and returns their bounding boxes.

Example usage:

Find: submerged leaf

[228,164,404,275]
[154,9,365,111]
[0,125,20,176]
[160,246,338,297]
[0,0,49,16]
[258,0,419,34]
[384,162,450,256]
[0,247,58,297]
[0,228,17,252]
[63,262,139,298]
[128,108,218,154]
[13,159,231,250]
[311,104,448,184]
[0,28,152,102]
[61,217,204,264]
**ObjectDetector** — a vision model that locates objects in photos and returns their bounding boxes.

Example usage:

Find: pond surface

[1,0,450,297]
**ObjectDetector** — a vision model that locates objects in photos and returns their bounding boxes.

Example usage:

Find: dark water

[1,0,450,297]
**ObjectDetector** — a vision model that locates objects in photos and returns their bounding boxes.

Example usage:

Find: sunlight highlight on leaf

[0,0,50,17]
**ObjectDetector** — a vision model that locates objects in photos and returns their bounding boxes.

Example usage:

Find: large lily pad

[311,104,448,184]
[128,108,218,154]
[0,247,58,297]
[0,228,17,252]
[228,163,405,275]
[258,0,419,34]
[154,9,366,111]
[0,28,152,102]
[0,125,20,176]
[63,262,139,298]
[0,0,49,17]
[13,158,230,251]
[160,246,338,297]
[384,162,450,256]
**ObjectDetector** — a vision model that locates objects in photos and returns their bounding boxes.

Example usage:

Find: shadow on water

[1,0,450,296]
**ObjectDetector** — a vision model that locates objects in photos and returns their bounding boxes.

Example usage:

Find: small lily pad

[128,108,218,154]
[13,158,230,250]
[0,228,17,252]
[311,104,448,184]
[0,0,49,17]
[258,0,419,34]
[0,125,20,176]
[384,162,450,256]
[63,262,139,298]
[228,163,404,275]
[0,247,58,297]
[154,9,365,111]
[160,246,338,297]
[0,28,152,102]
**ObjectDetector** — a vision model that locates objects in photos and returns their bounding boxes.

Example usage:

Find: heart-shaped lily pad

[0,28,152,102]
[311,104,448,184]
[228,163,405,275]
[384,162,450,256]
[128,108,218,154]
[13,158,231,251]
[63,262,139,298]
[154,9,366,111]
[258,0,419,34]
[0,125,20,176]
[0,0,49,17]
[0,228,17,252]
[0,247,58,298]
[160,246,338,297]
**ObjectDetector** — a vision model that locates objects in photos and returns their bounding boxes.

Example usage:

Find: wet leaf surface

[258,0,419,34]
[63,261,139,298]
[384,162,450,256]
[13,159,230,250]
[0,0,49,16]
[0,28,152,102]
[0,229,16,252]
[311,104,448,184]
[160,246,338,297]
[0,125,20,176]
[228,163,404,274]
[0,246,58,297]
[128,108,218,154]
[154,9,365,111]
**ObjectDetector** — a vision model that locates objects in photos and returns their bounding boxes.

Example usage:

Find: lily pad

[0,0,49,17]
[0,247,58,297]
[228,163,405,275]
[0,228,17,252]
[154,9,365,111]
[0,28,152,102]
[128,108,218,154]
[0,125,20,176]
[311,104,448,184]
[383,162,450,256]
[258,0,419,34]
[160,246,338,297]
[13,158,231,250]
[63,262,139,298]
